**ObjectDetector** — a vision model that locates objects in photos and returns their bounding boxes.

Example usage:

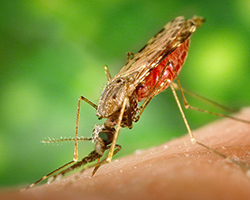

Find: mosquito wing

[114,16,204,86]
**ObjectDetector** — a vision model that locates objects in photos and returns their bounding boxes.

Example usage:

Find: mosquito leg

[171,82,237,113]
[170,65,250,124]
[74,96,98,162]
[104,65,112,81]
[135,72,249,170]
[168,80,250,170]
[106,97,129,163]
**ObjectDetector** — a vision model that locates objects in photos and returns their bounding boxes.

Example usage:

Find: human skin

[1,108,250,200]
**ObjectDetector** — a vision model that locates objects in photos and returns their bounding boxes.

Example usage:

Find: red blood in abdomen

[136,38,190,101]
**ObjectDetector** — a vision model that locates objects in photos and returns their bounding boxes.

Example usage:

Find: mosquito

[25,16,250,189]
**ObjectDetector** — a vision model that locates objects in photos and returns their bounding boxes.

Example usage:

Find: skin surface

[1,108,250,200]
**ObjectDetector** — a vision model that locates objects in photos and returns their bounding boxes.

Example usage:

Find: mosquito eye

[99,131,113,145]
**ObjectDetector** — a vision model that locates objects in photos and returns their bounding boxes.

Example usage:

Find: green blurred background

[1,0,250,188]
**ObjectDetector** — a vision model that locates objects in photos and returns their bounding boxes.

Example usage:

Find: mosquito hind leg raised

[171,82,237,113]
[171,65,250,124]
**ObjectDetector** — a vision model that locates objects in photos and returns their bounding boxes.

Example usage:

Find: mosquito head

[92,124,115,155]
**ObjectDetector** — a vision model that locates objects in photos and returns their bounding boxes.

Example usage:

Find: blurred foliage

[0,0,250,187]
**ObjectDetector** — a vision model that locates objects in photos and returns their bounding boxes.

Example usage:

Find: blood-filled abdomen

[136,38,190,101]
